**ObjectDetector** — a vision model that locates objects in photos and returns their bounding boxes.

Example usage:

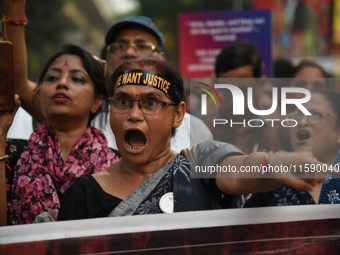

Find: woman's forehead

[53,54,82,65]
[115,85,166,98]
[306,93,332,111]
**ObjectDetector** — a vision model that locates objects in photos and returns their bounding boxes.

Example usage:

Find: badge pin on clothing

[159,192,174,213]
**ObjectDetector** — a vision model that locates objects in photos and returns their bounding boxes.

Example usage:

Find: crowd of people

[1,0,339,227]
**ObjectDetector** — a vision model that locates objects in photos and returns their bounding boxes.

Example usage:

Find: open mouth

[53,93,69,100]
[297,130,310,142]
[125,130,146,150]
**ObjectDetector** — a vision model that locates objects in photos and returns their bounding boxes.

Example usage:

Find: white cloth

[92,112,213,152]
[7,107,33,140]
[171,112,213,152]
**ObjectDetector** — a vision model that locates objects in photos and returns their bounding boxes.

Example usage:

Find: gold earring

[173,122,178,128]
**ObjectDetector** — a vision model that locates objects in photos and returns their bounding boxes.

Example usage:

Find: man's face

[105,27,165,77]
[217,65,260,118]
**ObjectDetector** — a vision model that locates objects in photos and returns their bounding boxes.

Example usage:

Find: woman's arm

[4,0,44,123]
[0,134,7,226]
[216,150,325,195]
[0,95,20,226]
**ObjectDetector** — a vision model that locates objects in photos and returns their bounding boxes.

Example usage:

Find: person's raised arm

[216,150,324,195]
[4,0,44,123]
[0,95,20,226]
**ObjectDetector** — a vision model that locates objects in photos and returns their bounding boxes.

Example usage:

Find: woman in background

[291,59,329,90]
[5,0,120,225]
[245,89,340,207]
[11,45,120,224]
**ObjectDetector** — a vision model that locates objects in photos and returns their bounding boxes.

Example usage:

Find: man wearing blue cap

[104,16,166,78]
[97,16,213,152]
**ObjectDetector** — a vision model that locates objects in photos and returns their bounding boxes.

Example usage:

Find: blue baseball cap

[105,16,165,51]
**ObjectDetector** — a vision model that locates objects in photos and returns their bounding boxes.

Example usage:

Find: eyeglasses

[287,110,338,125]
[109,97,178,115]
[106,42,158,56]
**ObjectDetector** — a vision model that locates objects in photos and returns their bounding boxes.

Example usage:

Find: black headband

[115,69,181,102]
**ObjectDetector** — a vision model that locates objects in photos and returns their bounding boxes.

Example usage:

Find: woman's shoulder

[181,140,244,166]
[67,173,117,200]
[92,168,111,182]
[71,174,101,191]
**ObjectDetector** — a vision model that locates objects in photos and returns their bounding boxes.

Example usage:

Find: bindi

[135,94,138,97]
[64,61,69,67]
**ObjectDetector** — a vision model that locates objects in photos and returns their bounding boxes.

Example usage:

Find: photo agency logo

[196,82,223,113]
[193,78,312,128]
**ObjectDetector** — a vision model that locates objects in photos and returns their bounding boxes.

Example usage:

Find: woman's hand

[270,150,328,192]
[0,94,20,137]
[217,150,329,195]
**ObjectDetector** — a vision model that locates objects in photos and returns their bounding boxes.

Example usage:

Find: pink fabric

[12,121,119,224]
